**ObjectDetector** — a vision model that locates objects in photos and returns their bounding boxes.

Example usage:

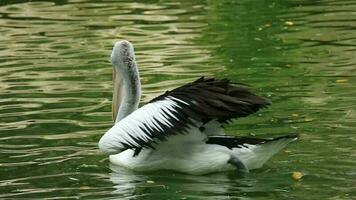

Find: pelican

[99,40,297,175]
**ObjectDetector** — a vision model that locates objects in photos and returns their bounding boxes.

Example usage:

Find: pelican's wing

[99,77,270,154]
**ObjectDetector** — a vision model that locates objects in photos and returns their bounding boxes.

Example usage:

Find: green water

[0,0,355,199]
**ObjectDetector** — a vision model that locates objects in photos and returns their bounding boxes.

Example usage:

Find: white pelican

[99,40,297,175]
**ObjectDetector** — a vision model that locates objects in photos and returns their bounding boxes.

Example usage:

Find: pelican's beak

[112,68,122,123]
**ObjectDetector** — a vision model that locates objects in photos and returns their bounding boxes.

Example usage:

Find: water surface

[0,0,355,199]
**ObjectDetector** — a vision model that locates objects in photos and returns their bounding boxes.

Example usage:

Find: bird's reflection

[109,164,257,199]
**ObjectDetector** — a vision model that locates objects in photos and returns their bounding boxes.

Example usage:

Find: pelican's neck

[111,40,141,123]
[114,69,141,123]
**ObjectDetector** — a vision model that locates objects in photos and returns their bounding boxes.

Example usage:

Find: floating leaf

[292,171,303,181]
[79,186,91,190]
[304,118,314,122]
[285,21,294,26]
[336,79,348,83]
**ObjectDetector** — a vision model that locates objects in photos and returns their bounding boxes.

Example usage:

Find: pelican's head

[111,40,141,123]
[111,40,136,71]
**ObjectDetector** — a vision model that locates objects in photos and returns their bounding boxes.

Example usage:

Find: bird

[98,40,298,175]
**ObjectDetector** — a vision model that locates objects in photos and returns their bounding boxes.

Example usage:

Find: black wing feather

[206,134,299,149]
[150,76,270,125]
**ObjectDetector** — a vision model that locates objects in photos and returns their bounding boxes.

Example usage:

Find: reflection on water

[110,165,237,200]
[109,165,279,200]
[0,0,355,199]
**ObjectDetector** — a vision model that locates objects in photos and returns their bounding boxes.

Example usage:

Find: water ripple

[0,0,355,199]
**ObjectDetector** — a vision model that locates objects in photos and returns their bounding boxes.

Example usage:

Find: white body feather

[106,126,296,175]
[99,97,188,154]
[109,132,235,175]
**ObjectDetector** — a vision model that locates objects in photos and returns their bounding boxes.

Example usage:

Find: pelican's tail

[207,134,298,171]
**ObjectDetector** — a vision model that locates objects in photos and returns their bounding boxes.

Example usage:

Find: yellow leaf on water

[292,171,303,181]
[336,79,348,83]
[285,21,294,26]
[146,180,155,184]
[304,118,313,122]
[292,113,299,117]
